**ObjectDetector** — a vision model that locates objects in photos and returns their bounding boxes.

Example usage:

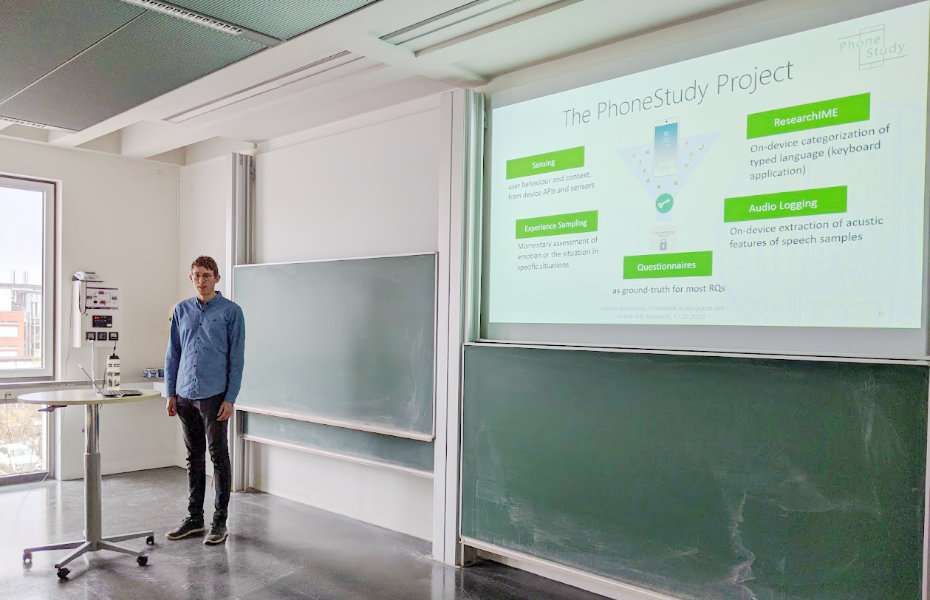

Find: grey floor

[0,467,605,600]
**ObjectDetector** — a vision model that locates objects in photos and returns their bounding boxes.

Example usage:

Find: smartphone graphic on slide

[653,119,679,177]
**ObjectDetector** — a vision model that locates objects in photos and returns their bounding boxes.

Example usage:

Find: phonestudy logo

[837,22,907,71]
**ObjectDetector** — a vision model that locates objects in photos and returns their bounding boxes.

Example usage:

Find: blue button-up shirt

[165,292,245,403]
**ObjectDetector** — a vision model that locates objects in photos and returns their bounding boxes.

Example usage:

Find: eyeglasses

[191,272,215,281]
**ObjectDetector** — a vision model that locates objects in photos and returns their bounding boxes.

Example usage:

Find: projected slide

[487,2,928,329]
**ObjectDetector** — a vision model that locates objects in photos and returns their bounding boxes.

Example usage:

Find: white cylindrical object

[105,352,120,390]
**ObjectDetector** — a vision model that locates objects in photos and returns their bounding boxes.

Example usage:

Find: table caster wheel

[22,551,32,563]
[146,536,155,545]
[57,568,70,580]
[137,555,148,566]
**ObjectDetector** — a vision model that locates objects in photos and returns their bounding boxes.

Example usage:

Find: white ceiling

[1,0,772,164]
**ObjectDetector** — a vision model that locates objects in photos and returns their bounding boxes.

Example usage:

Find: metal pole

[84,404,101,546]
[230,153,254,492]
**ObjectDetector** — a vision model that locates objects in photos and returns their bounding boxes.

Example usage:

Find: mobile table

[17,388,161,579]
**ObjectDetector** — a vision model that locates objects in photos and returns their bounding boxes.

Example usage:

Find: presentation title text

[561,61,795,127]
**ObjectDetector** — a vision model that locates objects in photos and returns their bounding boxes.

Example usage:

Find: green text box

[724,186,847,222]
[623,251,712,279]
[516,210,598,239]
[507,147,585,179]
[747,94,870,138]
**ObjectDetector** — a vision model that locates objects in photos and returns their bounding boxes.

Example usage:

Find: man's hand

[217,401,234,422]
[166,395,177,417]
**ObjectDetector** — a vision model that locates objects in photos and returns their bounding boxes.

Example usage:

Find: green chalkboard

[242,413,433,472]
[462,345,927,600]
[234,254,436,437]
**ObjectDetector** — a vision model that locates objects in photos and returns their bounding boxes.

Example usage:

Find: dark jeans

[176,393,230,525]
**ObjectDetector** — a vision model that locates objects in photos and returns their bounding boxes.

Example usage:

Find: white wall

[249,99,443,540]
[178,155,232,296]
[255,104,439,261]
[0,137,180,479]
[174,154,234,470]
[250,444,434,539]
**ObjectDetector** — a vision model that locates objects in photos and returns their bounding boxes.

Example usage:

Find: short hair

[191,256,219,277]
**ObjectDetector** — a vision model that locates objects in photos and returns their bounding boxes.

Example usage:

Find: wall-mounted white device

[73,271,101,282]
[71,272,121,348]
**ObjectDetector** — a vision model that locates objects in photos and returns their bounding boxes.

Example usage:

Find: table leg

[85,404,101,545]
[103,530,155,544]
[54,542,93,569]
[23,539,83,557]
[22,402,154,576]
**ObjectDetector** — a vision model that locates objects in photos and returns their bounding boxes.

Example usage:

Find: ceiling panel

[0,0,144,103]
[0,11,263,131]
[169,0,383,40]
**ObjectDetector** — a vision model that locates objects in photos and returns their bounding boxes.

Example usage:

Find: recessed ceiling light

[117,0,281,47]
[0,116,74,132]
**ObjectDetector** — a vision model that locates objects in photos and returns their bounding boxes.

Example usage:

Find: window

[0,403,45,477]
[0,175,55,380]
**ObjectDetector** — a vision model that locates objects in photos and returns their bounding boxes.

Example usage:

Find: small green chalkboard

[234,254,436,438]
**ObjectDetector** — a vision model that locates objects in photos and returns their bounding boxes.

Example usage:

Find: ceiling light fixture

[0,116,74,132]
[117,0,282,47]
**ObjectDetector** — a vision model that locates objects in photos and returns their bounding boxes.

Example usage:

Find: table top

[17,388,162,406]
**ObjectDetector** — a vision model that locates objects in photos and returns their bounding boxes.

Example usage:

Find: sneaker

[166,517,206,540]
[203,523,228,545]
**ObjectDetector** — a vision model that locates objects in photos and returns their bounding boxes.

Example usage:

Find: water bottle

[105,347,121,391]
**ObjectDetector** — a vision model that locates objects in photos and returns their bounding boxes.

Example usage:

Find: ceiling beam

[339,34,486,86]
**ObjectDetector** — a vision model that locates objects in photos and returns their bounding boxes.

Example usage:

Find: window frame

[0,174,56,381]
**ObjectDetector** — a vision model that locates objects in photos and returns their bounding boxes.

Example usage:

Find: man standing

[164,256,245,545]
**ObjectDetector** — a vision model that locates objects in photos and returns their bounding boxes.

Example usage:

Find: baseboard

[461,537,680,600]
